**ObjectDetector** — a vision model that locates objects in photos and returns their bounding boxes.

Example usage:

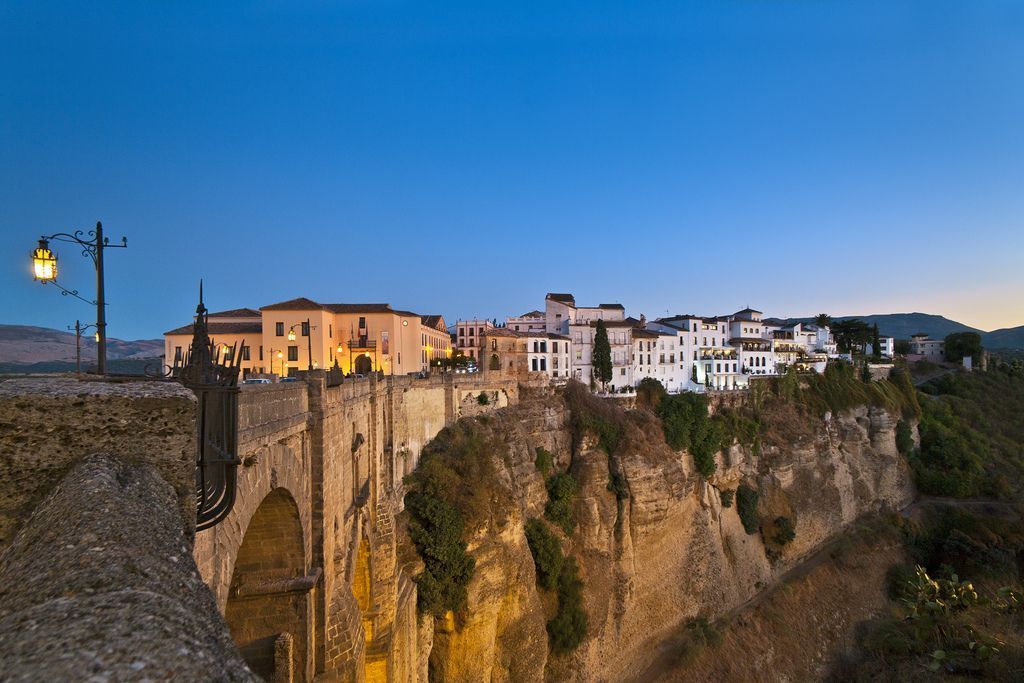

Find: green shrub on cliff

[547,556,588,653]
[895,420,915,456]
[566,381,624,454]
[405,421,507,617]
[736,485,759,534]
[534,446,554,476]
[720,489,734,508]
[406,491,476,617]
[656,392,725,478]
[545,472,578,534]
[771,516,796,545]
[525,518,563,591]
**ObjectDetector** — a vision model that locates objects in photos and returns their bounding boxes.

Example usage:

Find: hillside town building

[909,333,945,360]
[453,319,495,362]
[164,298,450,377]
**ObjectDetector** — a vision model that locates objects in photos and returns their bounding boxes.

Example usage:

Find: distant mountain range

[0,324,163,372]
[782,313,1024,350]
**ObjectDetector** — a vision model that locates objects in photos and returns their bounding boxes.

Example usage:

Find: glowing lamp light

[276,351,283,359]
[287,328,297,341]
[94,332,100,342]
[31,240,57,281]
[336,343,343,354]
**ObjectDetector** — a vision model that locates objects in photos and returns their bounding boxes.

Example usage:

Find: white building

[506,310,546,333]
[866,337,896,358]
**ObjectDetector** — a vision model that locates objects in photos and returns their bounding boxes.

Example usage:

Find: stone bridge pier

[193,372,518,682]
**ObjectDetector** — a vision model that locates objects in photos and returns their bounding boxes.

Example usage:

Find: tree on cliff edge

[593,319,613,391]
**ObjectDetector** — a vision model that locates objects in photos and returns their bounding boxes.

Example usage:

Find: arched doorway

[225,489,308,681]
[354,354,373,375]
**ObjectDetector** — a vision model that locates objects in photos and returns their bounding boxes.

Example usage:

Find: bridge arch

[225,487,309,681]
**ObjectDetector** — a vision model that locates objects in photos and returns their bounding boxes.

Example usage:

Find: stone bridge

[0,372,517,683]
[194,372,518,682]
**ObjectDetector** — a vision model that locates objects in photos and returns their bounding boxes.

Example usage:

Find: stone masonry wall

[0,377,197,550]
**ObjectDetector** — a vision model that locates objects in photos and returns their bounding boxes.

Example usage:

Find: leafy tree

[944,332,983,365]
[593,320,613,390]
[832,319,873,354]
[895,339,911,356]
[872,323,882,361]
[815,313,832,329]
[636,377,667,410]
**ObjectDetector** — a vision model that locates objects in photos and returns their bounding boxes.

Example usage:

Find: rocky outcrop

[407,389,915,682]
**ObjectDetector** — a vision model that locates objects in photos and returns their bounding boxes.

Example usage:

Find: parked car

[280,377,300,383]
[242,378,271,385]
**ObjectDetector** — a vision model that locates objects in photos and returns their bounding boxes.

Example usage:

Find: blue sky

[1,1,1022,339]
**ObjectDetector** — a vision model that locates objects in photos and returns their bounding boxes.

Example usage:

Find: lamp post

[288,318,316,372]
[30,222,128,375]
[66,320,98,374]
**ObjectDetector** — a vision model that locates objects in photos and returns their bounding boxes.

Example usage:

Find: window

[301,321,310,336]
[553,357,559,368]
[540,358,547,371]
[552,341,558,353]
[288,346,298,362]
[540,341,547,353]
[532,358,538,371]
[329,324,333,338]
[533,341,538,353]
[469,328,474,336]
[223,347,234,361]
[242,346,251,361]
[276,322,284,336]
[174,346,182,361]
[620,368,626,375]
[716,363,721,372]
[358,317,366,330]
[491,339,497,350]
[259,346,263,361]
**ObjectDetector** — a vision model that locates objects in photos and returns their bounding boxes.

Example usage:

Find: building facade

[164,298,450,378]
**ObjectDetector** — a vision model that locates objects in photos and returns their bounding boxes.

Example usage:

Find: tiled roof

[632,329,661,339]
[421,314,446,329]
[546,293,575,304]
[165,321,263,336]
[260,297,327,311]
[323,303,394,314]
[207,307,261,318]
[598,303,625,310]
[515,310,544,318]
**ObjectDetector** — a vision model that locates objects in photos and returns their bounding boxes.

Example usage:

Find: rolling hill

[0,324,163,366]
[784,313,983,341]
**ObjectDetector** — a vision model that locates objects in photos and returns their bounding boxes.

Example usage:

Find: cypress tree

[872,323,881,361]
[593,319,613,390]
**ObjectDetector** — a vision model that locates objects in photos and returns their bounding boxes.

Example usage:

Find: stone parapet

[0,376,197,549]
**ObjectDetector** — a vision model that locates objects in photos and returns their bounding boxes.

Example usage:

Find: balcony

[348,337,378,351]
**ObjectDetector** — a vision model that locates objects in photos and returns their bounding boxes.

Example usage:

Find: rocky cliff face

[404,387,915,682]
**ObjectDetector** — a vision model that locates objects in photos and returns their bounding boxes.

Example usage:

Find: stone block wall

[0,377,197,550]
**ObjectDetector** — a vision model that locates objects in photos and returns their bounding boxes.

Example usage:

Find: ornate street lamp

[32,240,58,281]
[28,222,128,375]
[288,320,317,371]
